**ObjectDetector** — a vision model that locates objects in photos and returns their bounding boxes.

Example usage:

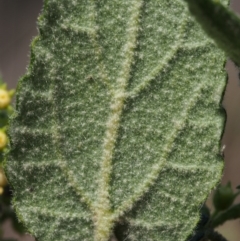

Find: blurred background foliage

[0,0,240,240]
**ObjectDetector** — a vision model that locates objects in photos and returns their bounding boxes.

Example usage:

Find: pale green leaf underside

[7,0,227,241]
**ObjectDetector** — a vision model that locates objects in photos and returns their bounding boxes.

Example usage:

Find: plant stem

[206,230,228,241]
[211,203,240,228]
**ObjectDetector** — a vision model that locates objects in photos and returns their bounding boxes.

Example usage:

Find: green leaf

[6,0,227,241]
[183,0,240,66]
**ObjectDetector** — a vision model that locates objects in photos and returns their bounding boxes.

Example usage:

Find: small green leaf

[183,0,240,66]
[213,182,236,211]
[6,1,227,241]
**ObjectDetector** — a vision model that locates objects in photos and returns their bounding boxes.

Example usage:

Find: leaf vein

[22,206,91,221]
[50,71,94,212]
[127,16,189,99]
[126,218,183,229]
[114,82,207,218]
[93,1,144,240]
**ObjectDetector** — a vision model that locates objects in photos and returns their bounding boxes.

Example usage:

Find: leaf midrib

[93,1,144,240]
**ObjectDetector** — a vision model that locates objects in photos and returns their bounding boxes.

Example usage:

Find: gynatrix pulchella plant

[6,0,228,240]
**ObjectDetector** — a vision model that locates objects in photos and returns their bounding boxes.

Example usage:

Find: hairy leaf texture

[7,0,227,241]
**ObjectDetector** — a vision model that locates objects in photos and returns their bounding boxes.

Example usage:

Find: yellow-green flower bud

[0,131,7,150]
[0,89,11,109]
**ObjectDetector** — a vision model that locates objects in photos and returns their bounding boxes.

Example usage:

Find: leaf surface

[7,0,227,241]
